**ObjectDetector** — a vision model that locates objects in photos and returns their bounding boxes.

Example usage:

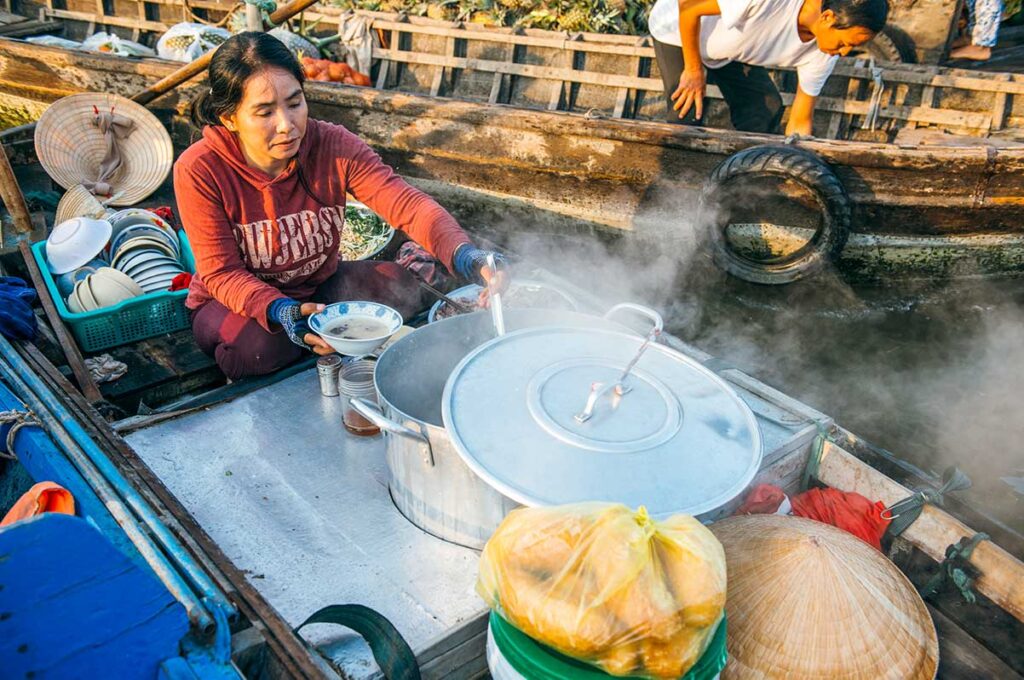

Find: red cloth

[1,482,75,527]
[735,484,890,550]
[170,272,193,291]
[150,206,177,229]
[790,487,890,550]
[173,120,473,332]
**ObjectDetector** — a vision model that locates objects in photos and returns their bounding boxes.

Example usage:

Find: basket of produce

[342,202,395,261]
[478,503,728,678]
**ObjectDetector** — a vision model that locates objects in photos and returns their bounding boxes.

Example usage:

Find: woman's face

[812,11,876,57]
[220,67,308,173]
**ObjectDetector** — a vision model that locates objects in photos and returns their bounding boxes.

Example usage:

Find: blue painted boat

[0,362,239,679]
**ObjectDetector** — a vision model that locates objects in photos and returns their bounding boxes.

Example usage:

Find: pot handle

[603,303,664,336]
[349,398,435,467]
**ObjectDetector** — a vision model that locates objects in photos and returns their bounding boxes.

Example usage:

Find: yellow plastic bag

[477,503,727,678]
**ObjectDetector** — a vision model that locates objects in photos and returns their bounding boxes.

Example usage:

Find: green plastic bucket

[487,611,727,680]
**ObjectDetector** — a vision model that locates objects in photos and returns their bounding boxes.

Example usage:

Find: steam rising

[479,201,1024,534]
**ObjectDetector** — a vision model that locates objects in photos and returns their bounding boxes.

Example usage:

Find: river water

[673,270,1024,535]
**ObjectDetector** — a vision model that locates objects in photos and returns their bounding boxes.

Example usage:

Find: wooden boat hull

[2,38,1024,281]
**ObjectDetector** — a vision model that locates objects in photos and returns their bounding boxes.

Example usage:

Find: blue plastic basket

[31,230,197,353]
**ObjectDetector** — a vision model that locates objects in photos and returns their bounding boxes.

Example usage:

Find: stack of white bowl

[107,209,186,293]
[46,208,188,313]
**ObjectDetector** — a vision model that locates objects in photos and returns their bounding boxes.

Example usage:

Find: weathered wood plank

[929,604,1024,679]
[375,47,664,91]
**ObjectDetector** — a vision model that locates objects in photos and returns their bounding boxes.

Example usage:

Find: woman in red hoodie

[174,32,504,379]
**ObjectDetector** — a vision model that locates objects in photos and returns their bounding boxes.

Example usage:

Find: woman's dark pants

[653,38,784,134]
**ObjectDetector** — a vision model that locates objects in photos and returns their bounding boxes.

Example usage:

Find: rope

[864,57,886,132]
[882,466,972,537]
[0,408,42,461]
[920,532,990,604]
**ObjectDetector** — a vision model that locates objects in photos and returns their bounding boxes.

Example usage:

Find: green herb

[341,205,394,260]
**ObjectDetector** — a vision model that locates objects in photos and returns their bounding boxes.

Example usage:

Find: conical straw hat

[55,184,111,224]
[34,93,173,206]
[711,514,938,680]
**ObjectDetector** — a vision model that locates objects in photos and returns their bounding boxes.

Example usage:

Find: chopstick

[417,280,473,314]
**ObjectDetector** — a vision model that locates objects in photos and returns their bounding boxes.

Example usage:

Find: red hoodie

[173,119,472,331]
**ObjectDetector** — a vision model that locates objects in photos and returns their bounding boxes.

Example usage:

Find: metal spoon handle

[486,253,506,337]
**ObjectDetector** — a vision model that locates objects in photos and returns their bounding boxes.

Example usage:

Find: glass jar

[340,359,381,436]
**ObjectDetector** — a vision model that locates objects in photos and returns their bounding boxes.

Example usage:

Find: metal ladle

[486,253,506,337]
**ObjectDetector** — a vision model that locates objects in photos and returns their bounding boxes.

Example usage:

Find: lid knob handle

[574,324,661,423]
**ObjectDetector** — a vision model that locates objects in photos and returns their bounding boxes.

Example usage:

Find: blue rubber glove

[267,298,311,350]
[452,245,507,286]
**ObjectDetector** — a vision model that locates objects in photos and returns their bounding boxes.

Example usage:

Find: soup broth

[324,316,391,340]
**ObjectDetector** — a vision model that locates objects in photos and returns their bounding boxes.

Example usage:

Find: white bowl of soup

[309,301,403,356]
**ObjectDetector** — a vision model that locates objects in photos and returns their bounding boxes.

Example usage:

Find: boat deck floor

[120,347,825,677]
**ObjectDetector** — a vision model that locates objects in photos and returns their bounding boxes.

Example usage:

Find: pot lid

[441,327,763,517]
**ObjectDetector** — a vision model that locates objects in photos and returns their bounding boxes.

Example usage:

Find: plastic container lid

[488,611,728,680]
[441,327,762,517]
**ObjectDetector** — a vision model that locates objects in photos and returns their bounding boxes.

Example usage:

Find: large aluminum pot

[351,307,631,549]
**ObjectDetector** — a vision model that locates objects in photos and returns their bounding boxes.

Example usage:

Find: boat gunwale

[2,37,1024,163]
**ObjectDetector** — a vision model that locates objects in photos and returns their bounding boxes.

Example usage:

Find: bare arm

[672,0,721,120]
[786,86,817,136]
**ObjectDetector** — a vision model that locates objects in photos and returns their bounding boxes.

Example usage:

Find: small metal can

[316,354,344,397]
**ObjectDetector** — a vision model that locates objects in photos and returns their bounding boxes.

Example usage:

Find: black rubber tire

[851,27,916,63]
[698,144,852,285]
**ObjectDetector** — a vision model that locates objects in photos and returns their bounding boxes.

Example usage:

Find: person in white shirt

[648,0,887,134]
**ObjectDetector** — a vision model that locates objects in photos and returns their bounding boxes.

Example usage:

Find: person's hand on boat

[478,266,510,309]
[672,67,706,121]
[453,245,509,306]
[267,299,333,355]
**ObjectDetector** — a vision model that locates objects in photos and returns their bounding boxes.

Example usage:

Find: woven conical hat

[55,184,111,224]
[711,515,938,680]
[34,93,172,206]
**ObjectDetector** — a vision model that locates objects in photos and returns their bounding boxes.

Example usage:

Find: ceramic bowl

[87,267,144,308]
[108,208,174,238]
[123,258,182,282]
[130,262,183,283]
[46,217,112,275]
[67,280,86,313]
[116,249,177,274]
[111,224,179,257]
[139,277,179,294]
[309,301,402,356]
[70,277,100,312]
[112,238,178,267]
[55,257,105,297]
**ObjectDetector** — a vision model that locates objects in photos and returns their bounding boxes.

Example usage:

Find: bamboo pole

[816,440,1024,624]
[0,142,33,234]
[131,0,323,106]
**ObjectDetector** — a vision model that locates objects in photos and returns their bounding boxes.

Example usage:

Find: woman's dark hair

[822,0,888,33]
[189,31,305,128]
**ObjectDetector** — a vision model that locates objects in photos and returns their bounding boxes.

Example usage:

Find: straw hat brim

[712,514,939,680]
[55,184,110,224]
[35,93,173,207]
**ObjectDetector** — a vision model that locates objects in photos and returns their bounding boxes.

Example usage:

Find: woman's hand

[298,302,335,355]
[478,265,510,308]
[671,68,707,121]
[269,299,334,354]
